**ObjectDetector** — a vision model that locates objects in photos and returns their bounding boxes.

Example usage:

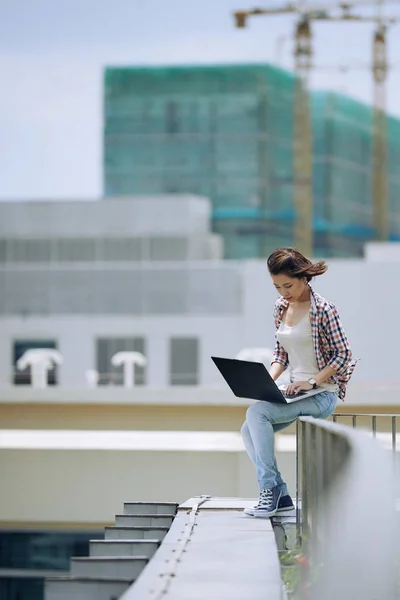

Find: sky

[1,0,400,200]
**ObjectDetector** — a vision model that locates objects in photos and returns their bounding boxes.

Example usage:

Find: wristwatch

[308,377,317,389]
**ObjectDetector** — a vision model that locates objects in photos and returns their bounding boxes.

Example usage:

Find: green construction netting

[311,91,400,238]
[103,64,400,258]
[311,91,372,231]
[104,64,296,216]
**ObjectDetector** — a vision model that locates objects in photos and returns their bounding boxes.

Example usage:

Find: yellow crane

[293,16,313,257]
[372,21,388,240]
[233,2,398,254]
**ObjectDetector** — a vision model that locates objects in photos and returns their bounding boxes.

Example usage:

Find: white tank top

[277,314,338,392]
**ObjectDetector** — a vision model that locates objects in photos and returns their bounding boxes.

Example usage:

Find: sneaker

[253,486,282,518]
[276,494,295,513]
[243,493,294,517]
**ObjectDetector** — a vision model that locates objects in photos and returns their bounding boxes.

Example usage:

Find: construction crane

[372,10,388,240]
[293,16,313,257]
[233,1,399,254]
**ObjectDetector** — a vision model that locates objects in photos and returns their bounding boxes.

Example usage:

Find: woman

[241,247,357,518]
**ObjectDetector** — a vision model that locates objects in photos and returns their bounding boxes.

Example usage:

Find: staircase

[45,501,178,600]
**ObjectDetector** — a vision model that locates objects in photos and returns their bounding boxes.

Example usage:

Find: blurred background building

[103,64,400,259]
[1,193,400,388]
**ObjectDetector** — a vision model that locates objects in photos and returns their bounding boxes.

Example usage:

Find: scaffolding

[103,62,400,258]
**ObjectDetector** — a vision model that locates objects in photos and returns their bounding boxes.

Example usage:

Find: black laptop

[211,356,321,404]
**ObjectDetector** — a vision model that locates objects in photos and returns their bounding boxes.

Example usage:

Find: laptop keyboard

[283,391,307,400]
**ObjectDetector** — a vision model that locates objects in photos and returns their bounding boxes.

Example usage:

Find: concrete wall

[0,196,211,237]
[0,445,295,525]
[0,315,243,386]
[2,256,399,387]
[1,387,400,431]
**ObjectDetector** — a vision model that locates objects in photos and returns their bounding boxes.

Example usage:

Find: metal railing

[330,413,398,452]
[296,414,399,520]
[296,414,399,544]
[295,415,398,600]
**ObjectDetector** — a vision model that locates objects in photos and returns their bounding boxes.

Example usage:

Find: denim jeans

[241,391,337,493]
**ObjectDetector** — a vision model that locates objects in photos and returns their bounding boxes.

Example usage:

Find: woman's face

[271,273,307,303]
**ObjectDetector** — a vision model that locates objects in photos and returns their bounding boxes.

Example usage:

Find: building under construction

[103,64,400,259]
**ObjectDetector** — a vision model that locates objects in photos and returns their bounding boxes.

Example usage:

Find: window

[96,338,146,386]
[13,340,58,386]
[169,338,199,385]
[0,239,52,263]
[0,577,43,600]
[0,530,103,600]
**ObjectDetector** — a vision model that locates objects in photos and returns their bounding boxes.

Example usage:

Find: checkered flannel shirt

[272,286,358,400]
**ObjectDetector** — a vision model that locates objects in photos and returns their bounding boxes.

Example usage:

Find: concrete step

[45,576,131,600]
[115,514,174,528]
[90,539,160,558]
[123,501,178,515]
[70,556,148,580]
[104,526,169,541]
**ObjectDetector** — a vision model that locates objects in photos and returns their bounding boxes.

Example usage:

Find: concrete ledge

[0,429,399,452]
[0,387,242,405]
[89,540,160,558]
[124,502,178,515]
[70,556,148,579]
[104,527,170,541]
[115,514,174,527]
[2,384,400,406]
[45,576,132,600]
[121,497,283,600]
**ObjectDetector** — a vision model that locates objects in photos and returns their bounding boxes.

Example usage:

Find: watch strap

[308,378,317,389]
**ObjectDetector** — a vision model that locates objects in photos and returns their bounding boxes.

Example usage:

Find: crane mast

[372,23,388,240]
[293,17,313,256]
[233,2,398,255]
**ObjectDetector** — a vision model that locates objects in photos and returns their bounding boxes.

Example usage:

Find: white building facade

[0,195,398,389]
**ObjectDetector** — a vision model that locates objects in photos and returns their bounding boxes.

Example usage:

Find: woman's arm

[271,301,289,376]
[286,364,337,394]
[314,364,336,385]
[286,359,337,395]
[270,361,286,381]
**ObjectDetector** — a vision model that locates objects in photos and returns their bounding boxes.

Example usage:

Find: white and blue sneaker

[244,492,294,517]
[252,486,282,518]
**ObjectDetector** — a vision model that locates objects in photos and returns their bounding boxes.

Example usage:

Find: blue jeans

[241,391,337,493]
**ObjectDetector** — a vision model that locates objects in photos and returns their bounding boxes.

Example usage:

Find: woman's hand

[285,381,313,396]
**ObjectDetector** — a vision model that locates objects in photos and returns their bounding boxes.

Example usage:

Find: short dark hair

[267,247,327,283]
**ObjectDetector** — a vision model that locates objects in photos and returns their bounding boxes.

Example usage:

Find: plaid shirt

[272,286,357,400]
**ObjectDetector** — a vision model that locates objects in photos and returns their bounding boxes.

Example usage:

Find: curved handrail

[297,416,397,600]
